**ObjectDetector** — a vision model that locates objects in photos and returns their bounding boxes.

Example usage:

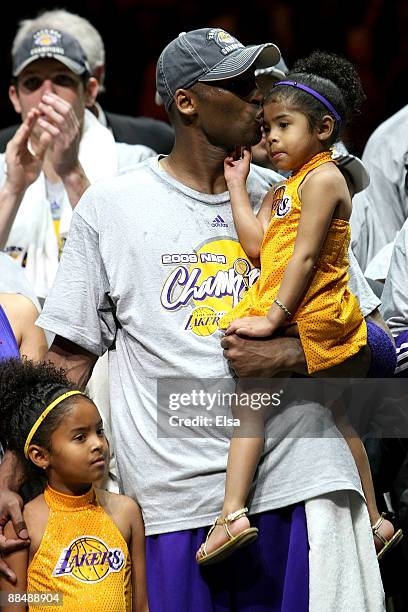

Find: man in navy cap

[2,29,385,610]
[0,25,154,300]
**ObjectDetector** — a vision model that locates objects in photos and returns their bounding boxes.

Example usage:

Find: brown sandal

[196,507,258,566]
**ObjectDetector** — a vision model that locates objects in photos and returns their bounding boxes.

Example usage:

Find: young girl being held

[196,51,401,565]
[0,359,148,611]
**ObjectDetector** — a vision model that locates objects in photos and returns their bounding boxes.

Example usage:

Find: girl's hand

[225,315,277,337]
[224,148,251,187]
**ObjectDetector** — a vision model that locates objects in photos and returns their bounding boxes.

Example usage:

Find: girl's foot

[196,515,250,561]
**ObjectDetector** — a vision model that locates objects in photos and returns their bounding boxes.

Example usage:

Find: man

[1,29,385,610]
[0,25,154,299]
[0,9,175,154]
[350,105,408,273]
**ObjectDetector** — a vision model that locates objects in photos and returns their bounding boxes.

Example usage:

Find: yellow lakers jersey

[220,151,366,373]
[27,486,131,611]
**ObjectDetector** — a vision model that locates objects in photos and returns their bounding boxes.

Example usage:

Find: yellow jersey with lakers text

[27,486,131,611]
[219,151,367,373]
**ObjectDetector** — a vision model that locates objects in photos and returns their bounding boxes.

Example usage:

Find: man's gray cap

[332,141,370,194]
[156,28,280,110]
[255,57,289,81]
[13,28,90,77]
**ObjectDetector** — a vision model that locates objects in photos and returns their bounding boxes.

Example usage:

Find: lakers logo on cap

[53,536,125,583]
[207,29,244,55]
[33,29,61,48]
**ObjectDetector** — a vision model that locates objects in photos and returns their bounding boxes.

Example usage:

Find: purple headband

[274,80,342,122]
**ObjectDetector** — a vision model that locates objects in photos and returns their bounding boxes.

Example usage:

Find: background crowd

[0,0,407,157]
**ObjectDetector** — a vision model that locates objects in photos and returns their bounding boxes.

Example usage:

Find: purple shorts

[146,503,309,611]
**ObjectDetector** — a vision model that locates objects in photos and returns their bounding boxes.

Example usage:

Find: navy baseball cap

[12,28,90,77]
[156,28,281,110]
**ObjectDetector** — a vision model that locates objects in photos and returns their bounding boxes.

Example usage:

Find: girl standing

[0,359,148,611]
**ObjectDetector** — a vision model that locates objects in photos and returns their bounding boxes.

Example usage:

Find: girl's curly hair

[265,50,366,145]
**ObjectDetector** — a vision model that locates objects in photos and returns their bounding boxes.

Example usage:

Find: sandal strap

[201,515,221,557]
[372,513,389,546]
[224,507,249,523]
[222,507,249,540]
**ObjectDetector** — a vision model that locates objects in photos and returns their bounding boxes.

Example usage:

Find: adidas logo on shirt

[211,215,228,227]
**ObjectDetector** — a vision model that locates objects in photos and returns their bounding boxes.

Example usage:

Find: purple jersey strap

[274,80,342,122]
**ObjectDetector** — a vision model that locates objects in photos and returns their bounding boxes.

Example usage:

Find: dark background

[1,0,407,156]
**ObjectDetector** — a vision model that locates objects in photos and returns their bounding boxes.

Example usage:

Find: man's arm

[0,453,29,583]
[221,309,393,379]
[0,520,29,603]
[221,334,307,378]
[46,335,98,389]
[0,452,25,493]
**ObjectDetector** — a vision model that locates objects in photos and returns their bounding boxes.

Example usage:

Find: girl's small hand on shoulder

[224,149,251,187]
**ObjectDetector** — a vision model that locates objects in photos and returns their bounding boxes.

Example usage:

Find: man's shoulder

[105,111,174,154]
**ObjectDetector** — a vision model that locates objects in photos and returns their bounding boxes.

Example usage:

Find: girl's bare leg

[196,386,267,558]
[334,406,395,551]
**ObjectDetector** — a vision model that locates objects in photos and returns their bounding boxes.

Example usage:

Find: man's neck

[162,134,231,194]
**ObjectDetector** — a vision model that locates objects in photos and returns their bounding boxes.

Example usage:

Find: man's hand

[0,490,29,583]
[37,92,81,179]
[221,332,307,378]
[4,109,48,194]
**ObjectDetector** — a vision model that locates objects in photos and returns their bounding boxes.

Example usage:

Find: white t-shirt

[39,157,377,535]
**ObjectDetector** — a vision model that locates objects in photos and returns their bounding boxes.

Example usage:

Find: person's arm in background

[0,293,47,361]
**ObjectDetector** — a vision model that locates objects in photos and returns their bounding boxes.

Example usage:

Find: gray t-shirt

[39,157,376,535]
[381,218,408,338]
